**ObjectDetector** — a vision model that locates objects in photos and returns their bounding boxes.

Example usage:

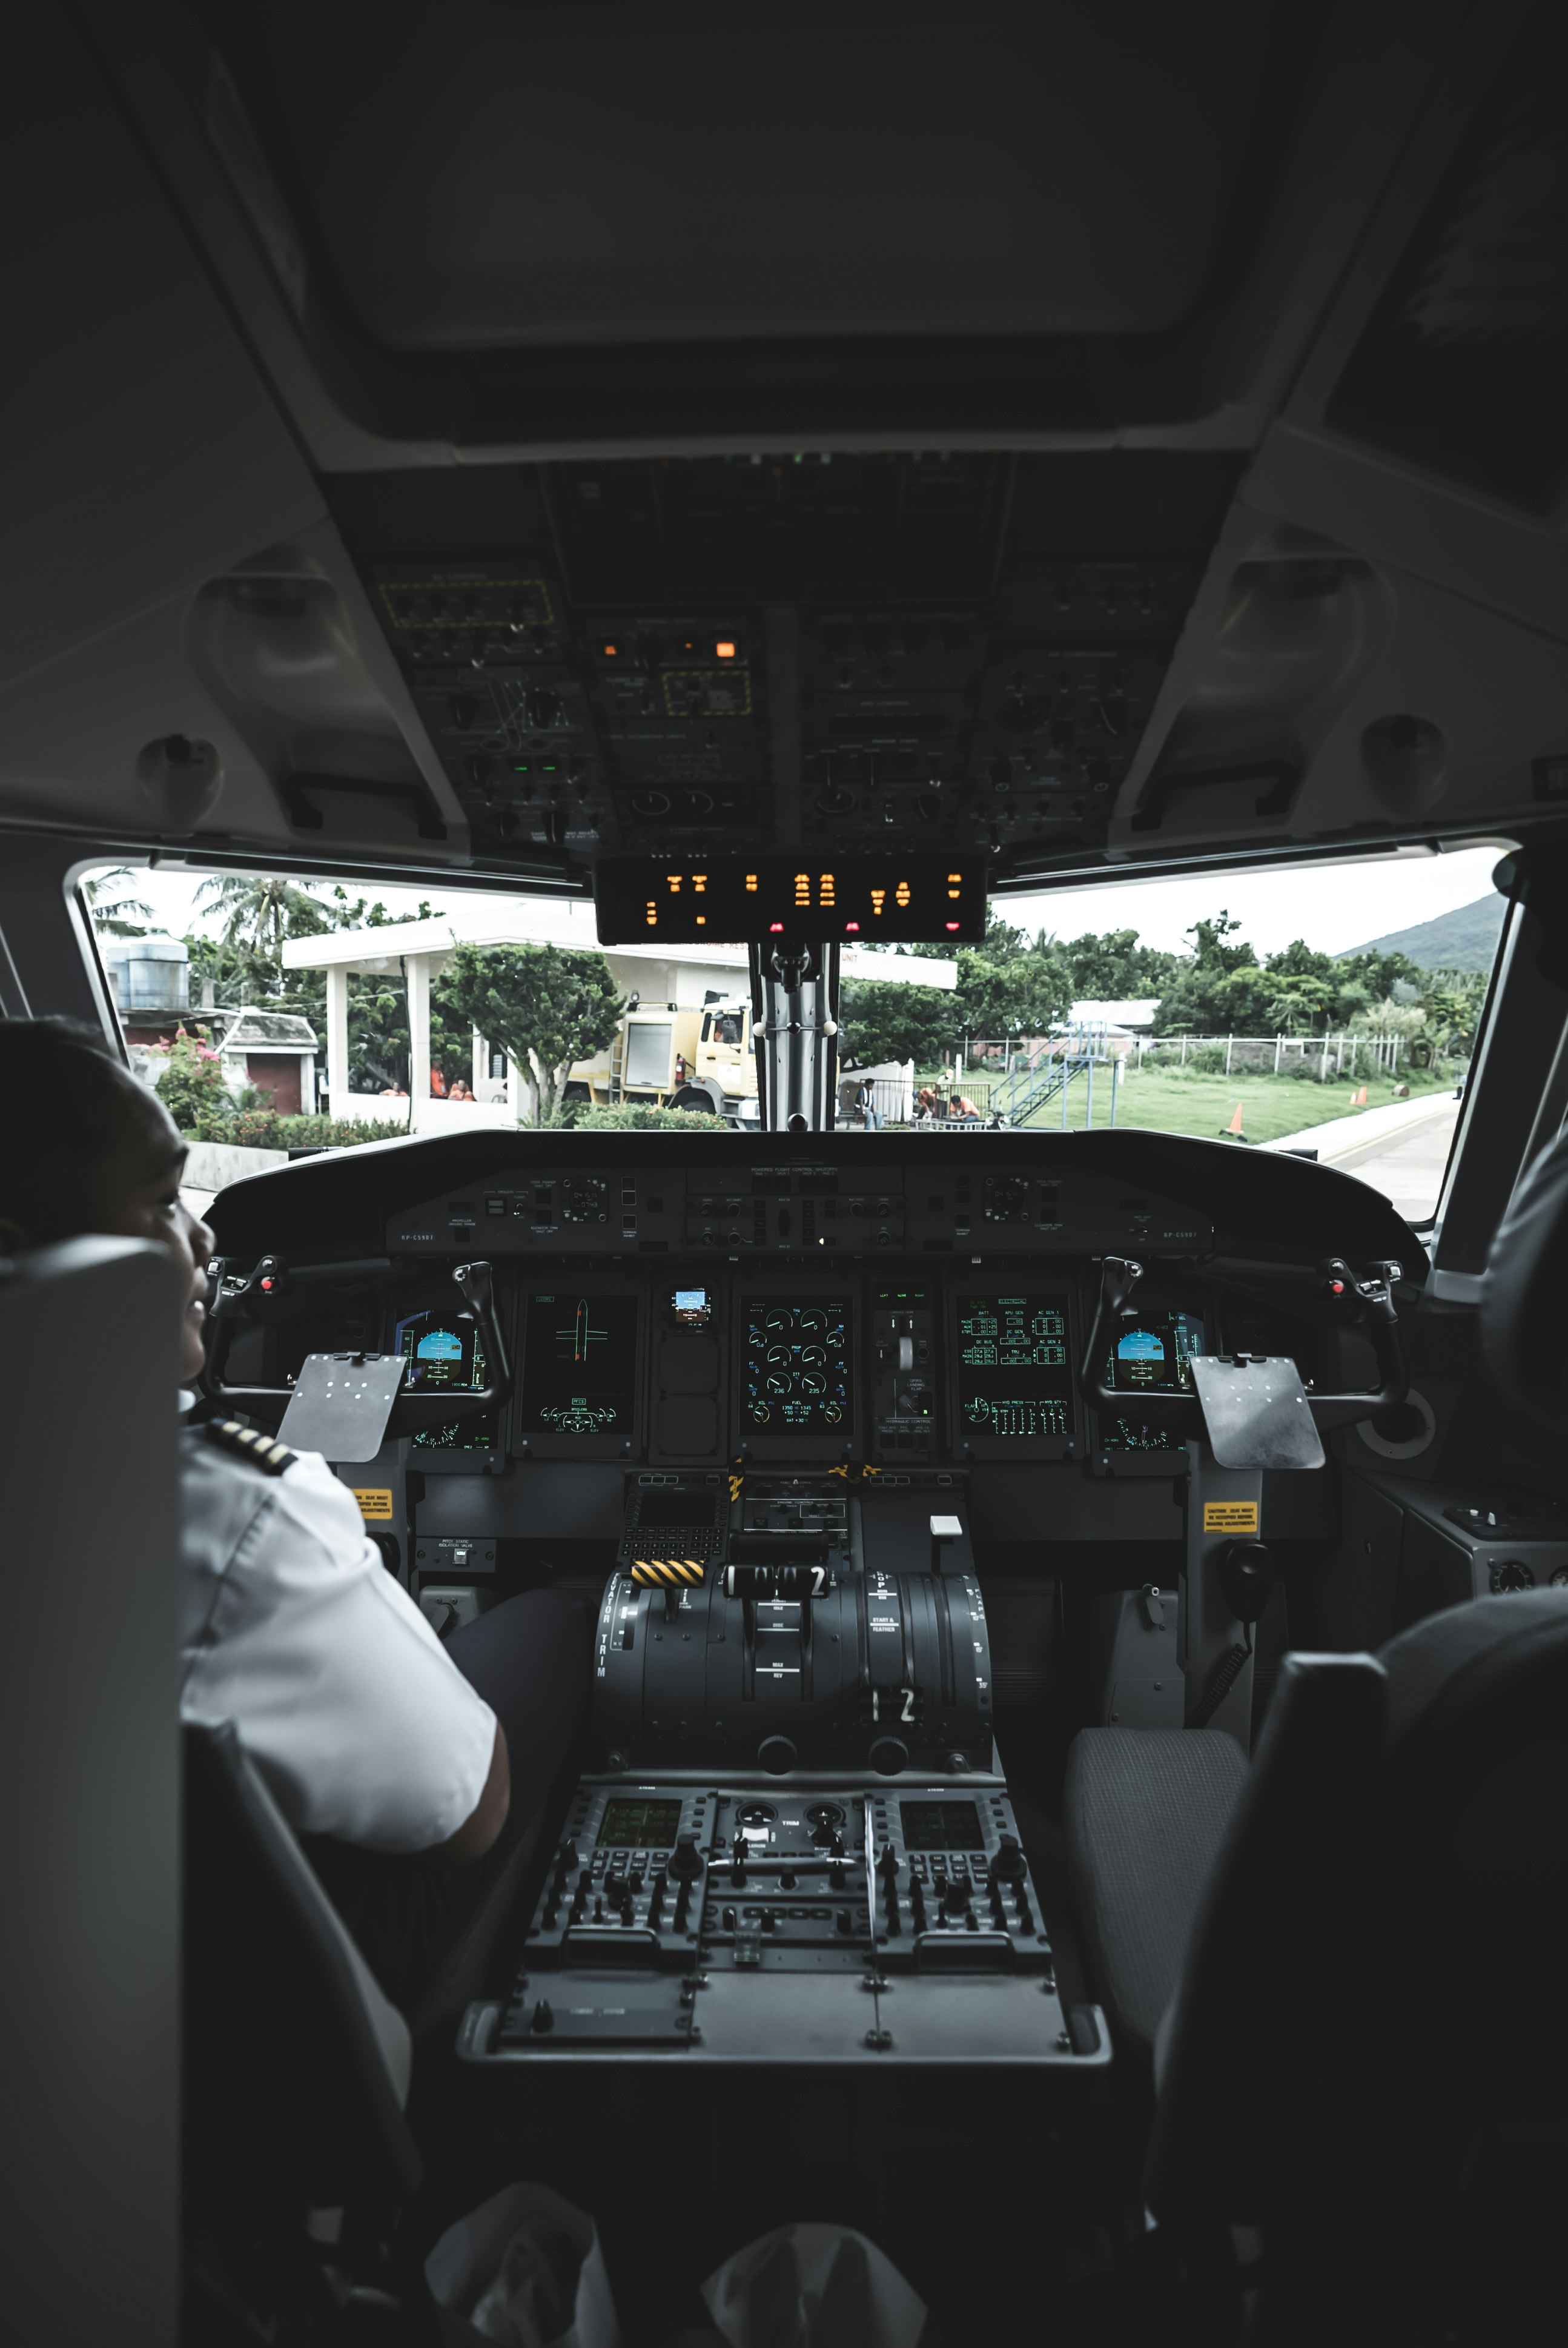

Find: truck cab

[575,995,758,1121]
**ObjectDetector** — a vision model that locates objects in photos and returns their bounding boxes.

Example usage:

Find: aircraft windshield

[85,842,1507,1230]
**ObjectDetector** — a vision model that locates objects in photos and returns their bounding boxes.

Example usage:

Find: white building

[282,898,956,1130]
[1067,999,1160,1032]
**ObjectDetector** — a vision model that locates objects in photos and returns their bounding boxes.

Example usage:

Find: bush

[185,1106,408,1149]
[571,1102,728,1131]
[151,1026,231,1129]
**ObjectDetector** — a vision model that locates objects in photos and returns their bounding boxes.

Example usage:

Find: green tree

[955,944,1071,1042]
[183,883,453,1095]
[440,942,624,1125]
[1337,946,1426,1003]
[1059,927,1180,1001]
[1154,913,1278,1035]
[82,866,154,937]
[837,978,963,1071]
[1418,972,1488,1059]
[193,874,337,955]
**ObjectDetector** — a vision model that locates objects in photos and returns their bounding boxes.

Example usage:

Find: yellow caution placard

[351,1488,394,1521]
[630,1558,706,1587]
[1203,1501,1259,1536]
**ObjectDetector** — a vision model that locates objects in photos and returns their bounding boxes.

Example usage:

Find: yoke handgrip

[1079,1255,1409,1434]
[202,1256,512,1433]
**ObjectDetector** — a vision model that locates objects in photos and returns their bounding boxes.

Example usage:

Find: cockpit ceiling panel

[244,1,1281,352]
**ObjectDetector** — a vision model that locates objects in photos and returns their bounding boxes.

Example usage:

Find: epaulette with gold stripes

[200,1417,297,1477]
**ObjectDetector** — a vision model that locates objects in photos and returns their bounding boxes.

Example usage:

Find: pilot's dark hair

[0,1015,164,1244]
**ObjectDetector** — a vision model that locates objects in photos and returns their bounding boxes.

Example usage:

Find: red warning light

[769,921,784,932]
[845,921,860,932]
[945,922,960,932]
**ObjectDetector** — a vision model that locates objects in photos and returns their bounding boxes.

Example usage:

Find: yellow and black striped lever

[629,1557,706,1587]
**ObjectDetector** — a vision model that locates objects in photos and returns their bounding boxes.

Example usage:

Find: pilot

[0,1017,588,2009]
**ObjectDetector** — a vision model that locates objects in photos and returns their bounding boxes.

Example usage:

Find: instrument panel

[254,1261,1220,1473]
[215,1131,1422,1497]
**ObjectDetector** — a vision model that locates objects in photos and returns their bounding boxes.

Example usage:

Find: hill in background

[1337,894,1504,972]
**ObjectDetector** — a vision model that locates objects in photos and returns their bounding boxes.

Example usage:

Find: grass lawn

[1013,1064,1453,1144]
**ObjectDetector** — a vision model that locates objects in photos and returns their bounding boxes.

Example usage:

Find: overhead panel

[347,452,1239,889]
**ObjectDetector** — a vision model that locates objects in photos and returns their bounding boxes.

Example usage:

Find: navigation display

[1105,1308,1205,1393]
[741,1298,852,1433]
[957,1293,1071,1439]
[520,1292,639,1436]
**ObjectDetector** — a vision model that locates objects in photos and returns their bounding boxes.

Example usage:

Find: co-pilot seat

[1064,1724,1246,2075]
[1061,1128,1568,2336]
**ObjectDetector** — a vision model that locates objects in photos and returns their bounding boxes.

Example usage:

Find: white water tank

[101,935,190,1016]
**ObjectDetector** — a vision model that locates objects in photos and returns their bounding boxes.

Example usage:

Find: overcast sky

[116,840,1502,963]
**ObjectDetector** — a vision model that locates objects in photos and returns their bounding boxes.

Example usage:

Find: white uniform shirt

[179,1428,497,1853]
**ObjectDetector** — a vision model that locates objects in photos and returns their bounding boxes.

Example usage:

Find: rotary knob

[667,1833,705,1882]
[990,1834,1027,1885]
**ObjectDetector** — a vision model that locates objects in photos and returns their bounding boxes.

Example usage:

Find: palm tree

[193,874,334,957]
[82,865,155,937]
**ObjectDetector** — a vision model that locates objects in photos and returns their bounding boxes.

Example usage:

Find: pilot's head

[0,1017,214,1379]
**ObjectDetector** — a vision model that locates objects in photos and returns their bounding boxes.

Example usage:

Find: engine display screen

[741,1298,852,1433]
[1105,1309,1205,1393]
[520,1293,639,1436]
[672,1287,712,1326]
[395,1305,487,1392]
[957,1293,1071,1439]
[594,854,987,944]
[597,1799,682,1851]
[900,1801,985,1851]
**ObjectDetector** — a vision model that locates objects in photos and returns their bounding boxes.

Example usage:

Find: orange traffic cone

[1227,1101,1245,1135]
[1352,1084,1368,1106]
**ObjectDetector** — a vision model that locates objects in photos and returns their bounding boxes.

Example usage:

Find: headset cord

[1187,1620,1253,1730]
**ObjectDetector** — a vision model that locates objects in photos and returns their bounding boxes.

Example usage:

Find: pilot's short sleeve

[179,1437,497,1852]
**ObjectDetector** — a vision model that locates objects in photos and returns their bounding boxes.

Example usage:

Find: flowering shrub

[150,1026,231,1130]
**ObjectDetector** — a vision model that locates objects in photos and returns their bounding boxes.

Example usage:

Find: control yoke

[1078,1252,1408,1434]
[203,1255,511,1433]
